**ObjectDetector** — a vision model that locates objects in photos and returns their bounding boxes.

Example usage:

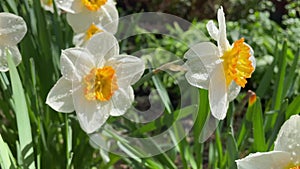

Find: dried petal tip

[248,90,256,106]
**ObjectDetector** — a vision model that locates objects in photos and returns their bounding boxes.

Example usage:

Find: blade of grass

[152,74,173,114]
[226,130,238,169]
[283,48,299,97]
[271,40,287,110]
[251,98,266,152]
[0,134,17,169]
[267,99,288,150]
[6,49,35,169]
[285,95,300,119]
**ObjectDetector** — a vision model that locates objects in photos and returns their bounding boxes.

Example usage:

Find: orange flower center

[81,0,107,11]
[288,166,300,169]
[221,38,254,87]
[84,66,118,101]
[85,24,103,41]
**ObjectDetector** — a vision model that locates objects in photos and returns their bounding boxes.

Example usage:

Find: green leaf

[226,131,238,169]
[6,49,35,169]
[272,41,287,111]
[152,74,173,114]
[285,95,300,119]
[0,134,17,169]
[251,98,266,151]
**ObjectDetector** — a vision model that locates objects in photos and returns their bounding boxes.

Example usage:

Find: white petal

[208,63,228,120]
[66,10,98,33]
[246,43,256,71]
[228,81,241,101]
[184,42,219,89]
[46,77,74,113]
[72,33,85,47]
[274,115,300,165]
[86,32,119,62]
[110,86,134,116]
[72,83,111,133]
[216,7,230,53]
[0,45,22,72]
[206,20,219,41]
[60,47,93,81]
[107,0,116,5]
[55,0,82,13]
[0,13,27,46]
[106,55,145,87]
[98,4,119,34]
[72,48,96,79]
[236,151,291,169]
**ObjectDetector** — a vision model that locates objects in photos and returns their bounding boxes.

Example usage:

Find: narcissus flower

[0,12,27,72]
[236,115,300,169]
[41,0,56,13]
[55,0,118,46]
[184,7,255,120]
[46,32,145,133]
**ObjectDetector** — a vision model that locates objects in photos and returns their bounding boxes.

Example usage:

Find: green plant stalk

[6,49,35,168]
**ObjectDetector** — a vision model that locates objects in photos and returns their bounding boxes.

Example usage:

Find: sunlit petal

[236,151,291,169]
[228,81,241,101]
[55,0,82,13]
[66,10,98,33]
[208,63,228,120]
[86,32,119,63]
[184,42,219,89]
[0,12,27,46]
[46,77,74,113]
[106,55,145,88]
[72,83,111,133]
[98,4,119,34]
[217,7,230,53]
[110,86,134,116]
[0,45,22,72]
[274,115,300,165]
[60,47,92,81]
[206,20,219,41]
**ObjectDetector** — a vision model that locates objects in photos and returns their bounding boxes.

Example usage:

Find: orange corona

[84,66,118,101]
[221,38,254,87]
[81,0,107,11]
[85,24,103,41]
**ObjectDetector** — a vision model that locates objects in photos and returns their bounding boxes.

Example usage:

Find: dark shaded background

[117,0,290,25]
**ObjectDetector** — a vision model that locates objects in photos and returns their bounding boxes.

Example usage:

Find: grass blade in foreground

[0,134,17,169]
[6,49,35,169]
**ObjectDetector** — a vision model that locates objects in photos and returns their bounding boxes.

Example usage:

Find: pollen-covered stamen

[221,38,254,87]
[84,66,118,101]
[288,166,300,169]
[81,0,107,11]
[85,23,103,41]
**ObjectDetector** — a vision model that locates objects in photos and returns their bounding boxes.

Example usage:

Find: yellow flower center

[45,0,53,6]
[81,0,107,11]
[221,38,254,87]
[84,66,118,101]
[85,24,103,41]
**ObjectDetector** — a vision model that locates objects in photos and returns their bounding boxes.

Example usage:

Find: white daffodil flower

[184,7,255,120]
[236,115,300,169]
[41,0,55,13]
[55,0,118,46]
[46,32,145,134]
[0,12,27,72]
[40,0,61,14]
